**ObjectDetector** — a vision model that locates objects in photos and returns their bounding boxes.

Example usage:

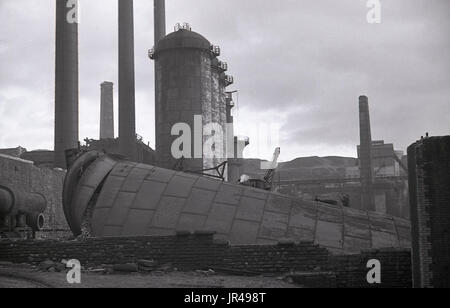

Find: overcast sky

[0,0,449,162]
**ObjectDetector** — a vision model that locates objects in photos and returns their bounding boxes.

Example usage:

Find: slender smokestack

[359,96,375,211]
[100,82,114,140]
[153,0,166,167]
[118,0,137,161]
[154,0,166,45]
[54,0,79,169]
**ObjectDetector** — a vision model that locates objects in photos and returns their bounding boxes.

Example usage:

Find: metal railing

[224,75,234,86]
[174,22,192,32]
[210,45,221,57]
[219,61,228,71]
[148,48,155,60]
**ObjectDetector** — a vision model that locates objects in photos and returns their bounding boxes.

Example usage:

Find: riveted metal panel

[64,151,412,254]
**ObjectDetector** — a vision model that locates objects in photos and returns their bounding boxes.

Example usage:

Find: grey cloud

[0,0,449,161]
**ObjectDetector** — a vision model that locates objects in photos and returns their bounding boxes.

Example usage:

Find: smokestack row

[55,0,165,166]
[54,0,79,169]
[359,96,375,211]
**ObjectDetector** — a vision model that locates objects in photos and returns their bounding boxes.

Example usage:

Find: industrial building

[356,141,407,178]
[277,98,410,219]
[0,0,411,243]
[2,0,450,289]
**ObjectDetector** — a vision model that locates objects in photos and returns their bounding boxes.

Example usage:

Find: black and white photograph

[0,0,449,293]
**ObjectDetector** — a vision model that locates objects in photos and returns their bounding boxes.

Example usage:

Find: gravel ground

[0,264,297,288]
[0,276,46,288]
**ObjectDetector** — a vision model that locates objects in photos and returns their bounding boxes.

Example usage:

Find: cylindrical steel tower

[150,26,233,172]
[152,27,213,171]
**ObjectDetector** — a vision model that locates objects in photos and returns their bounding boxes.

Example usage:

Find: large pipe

[0,188,13,215]
[359,96,374,211]
[100,81,114,140]
[154,0,166,46]
[54,0,79,169]
[118,0,137,161]
[0,185,47,231]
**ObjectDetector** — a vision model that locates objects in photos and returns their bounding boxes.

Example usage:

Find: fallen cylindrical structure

[0,185,47,231]
[63,150,411,254]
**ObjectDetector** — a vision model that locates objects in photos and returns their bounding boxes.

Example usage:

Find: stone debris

[137,259,158,272]
[195,269,216,277]
[112,263,139,273]
[157,263,174,273]
[0,261,14,266]
[80,260,172,275]
[284,272,337,288]
[38,260,66,272]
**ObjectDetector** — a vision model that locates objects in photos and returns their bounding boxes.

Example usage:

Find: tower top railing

[174,22,192,32]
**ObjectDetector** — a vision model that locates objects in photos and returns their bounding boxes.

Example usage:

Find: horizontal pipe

[0,185,46,216]
[0,186,14,215]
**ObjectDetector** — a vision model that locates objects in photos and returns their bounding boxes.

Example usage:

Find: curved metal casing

[63,151,411,254]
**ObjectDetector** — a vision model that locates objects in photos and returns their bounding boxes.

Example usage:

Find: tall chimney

[153,0,166,167]
[154,0,166,45]
[118,0,137,161]
[359,96,375,211]
[100,82,114,140]
[54,0,79,169]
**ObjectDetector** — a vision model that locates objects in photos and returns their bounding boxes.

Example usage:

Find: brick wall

[408,136,450,288]
[0,154,69,238]
[0,233,411,288]
[331,249,412,288]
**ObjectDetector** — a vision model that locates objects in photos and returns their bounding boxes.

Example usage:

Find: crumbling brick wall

[331,248,412,288]
[0,233,411,288]
[0,154,69,238]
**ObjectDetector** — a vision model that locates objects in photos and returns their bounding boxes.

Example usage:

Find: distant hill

[241,156,358,181]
